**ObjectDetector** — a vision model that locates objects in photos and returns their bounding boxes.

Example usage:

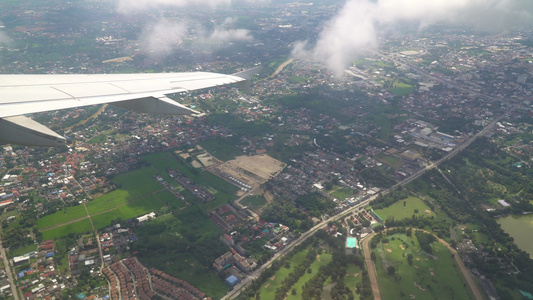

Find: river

[497,214,533,256]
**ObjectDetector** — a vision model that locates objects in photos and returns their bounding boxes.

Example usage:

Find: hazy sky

[113,0,533,73]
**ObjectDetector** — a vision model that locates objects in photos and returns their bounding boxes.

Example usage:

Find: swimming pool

[346,237,357,248]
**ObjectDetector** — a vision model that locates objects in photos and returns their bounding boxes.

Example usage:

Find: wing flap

[0,116,66,147]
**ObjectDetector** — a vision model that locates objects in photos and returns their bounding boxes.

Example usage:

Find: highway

[223,115,501,300]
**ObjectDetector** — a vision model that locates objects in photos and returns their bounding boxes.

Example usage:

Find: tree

[387,266,395,276]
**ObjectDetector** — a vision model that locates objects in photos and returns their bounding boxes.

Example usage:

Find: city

[0,0,533,299]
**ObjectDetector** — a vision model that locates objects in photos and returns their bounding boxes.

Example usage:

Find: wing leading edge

[0,67,260,147]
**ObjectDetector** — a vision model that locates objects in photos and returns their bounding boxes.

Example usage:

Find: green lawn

[37,205,88,229]
[389,84,415,96]
[286,252,333,300]
[257,247,311,300]
[373,196,434,221]
[91,190,179,230]
[331,188,354,200]
[241,195,268,212]
[344,264,363,299]
[375,153,403,169]
[42,219,93,240]
[374,233,474,300]
[86,168,162,215]
[8,244,38,258]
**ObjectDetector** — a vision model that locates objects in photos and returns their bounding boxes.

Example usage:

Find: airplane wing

[0,68,260,147]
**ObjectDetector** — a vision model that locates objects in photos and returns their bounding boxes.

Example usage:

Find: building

[225,275,239,286]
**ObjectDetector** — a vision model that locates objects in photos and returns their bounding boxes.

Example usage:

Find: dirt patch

[399,244,405,250]
[413,282,426,291]
[414,265,419,269]
[429,268,435,276]
[386,248,392,253]
[425,209,431,214]
[264,283,270,288]
[410,295,416,299]
[353,273,359,277]
[416,257,420,261]
[317,254,321,262]
[270,276,276,281]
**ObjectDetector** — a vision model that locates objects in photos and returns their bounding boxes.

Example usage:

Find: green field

[344,264,363,299]
[42,219,93,240]
[286,253,333,300]
[91,190,178,230]
[241,195,268,212]
[38,151,236,239]
[37,205,88,229]
[375,153,403,169]
[373,197,434,221]
[255,247,333,300]
[331,188,354,200]
[374,233,474,300]
[258,247,310,300]
[8,244,38,258]
[389,84,415,96]
[86,168,162,215]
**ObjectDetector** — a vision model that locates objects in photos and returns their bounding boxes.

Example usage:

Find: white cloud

[293,0,533,76]
[138,19,188,58]
[0,22,12,46]
[138,18,252,59]
[199,18,253,47]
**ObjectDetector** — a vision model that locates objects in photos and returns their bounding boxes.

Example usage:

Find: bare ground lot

[212,154,286,188]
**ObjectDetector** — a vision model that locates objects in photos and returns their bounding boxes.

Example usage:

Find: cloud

[293,0,533,76]
[138,19,188,58]
[138,18,252,59]
[0,22,12,46]
[199,18,253,47]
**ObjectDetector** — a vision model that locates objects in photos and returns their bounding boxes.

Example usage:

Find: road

[361,233,381,300]
[223,116,501,299]
[0,239,20,300]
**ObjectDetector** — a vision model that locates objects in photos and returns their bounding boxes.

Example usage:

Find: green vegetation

[241,195,268,212]
[388,83,415,96]
[200,137,241,161]
[285,253,333,300]
[37,205,88,229]
[257,246,314,300]
[374,196,435,221]
[372,230,474,300]
[42,219,93,240]
[330,187,354,200]
[374,153,403,169]
[8,244,37,258]
[239,230,371,300]
[132,208,228,299]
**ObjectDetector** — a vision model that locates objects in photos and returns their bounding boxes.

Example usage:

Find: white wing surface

[0,68,259,147]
